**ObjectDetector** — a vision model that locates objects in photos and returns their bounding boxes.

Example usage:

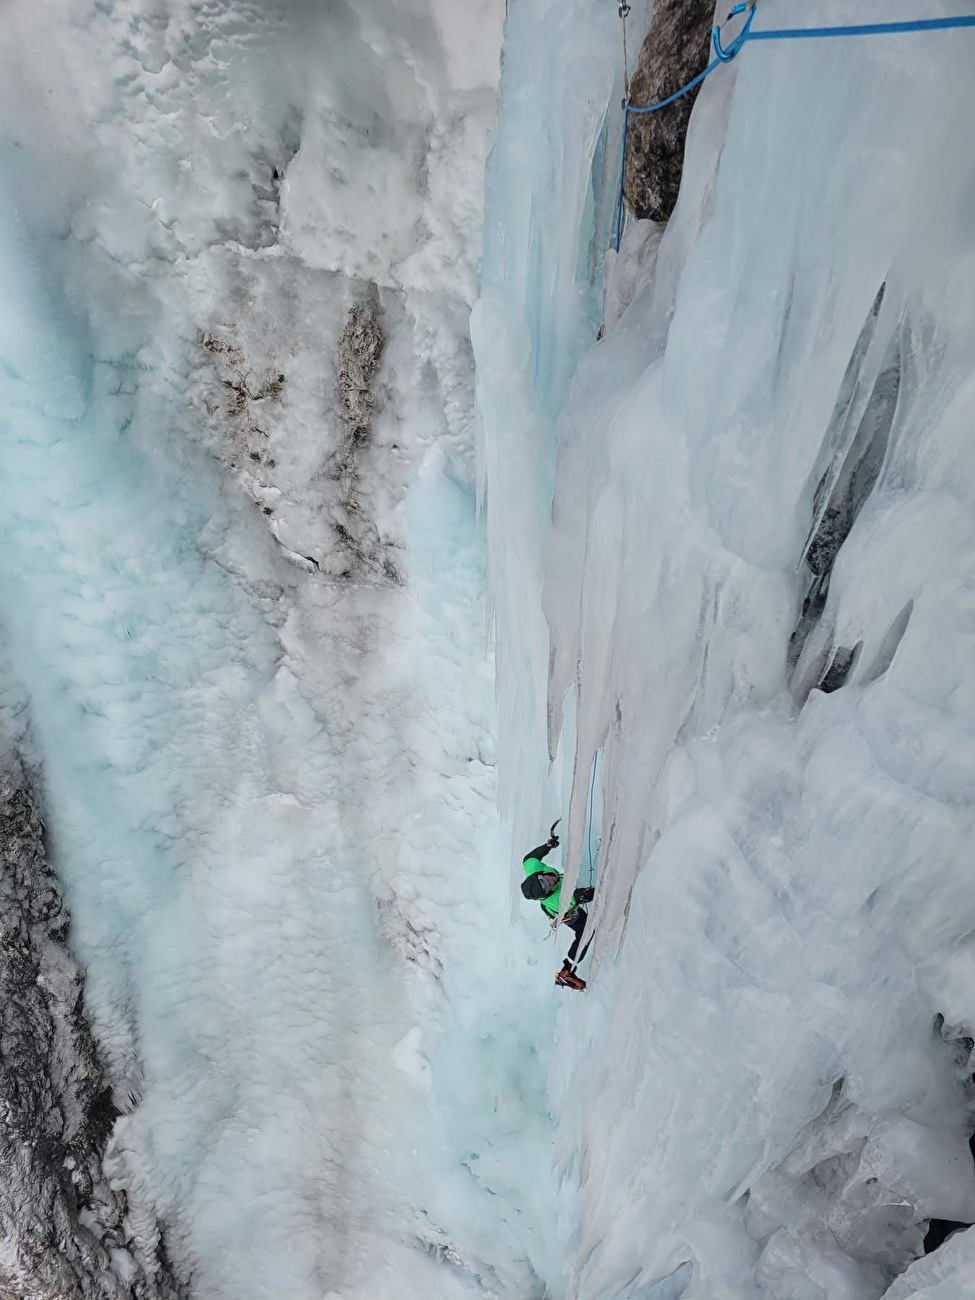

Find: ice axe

[548,819,560,846]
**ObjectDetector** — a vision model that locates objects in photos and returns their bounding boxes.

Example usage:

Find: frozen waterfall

[0,1,560,1297]
[476,0,975,1297]
[4,0,975,1298]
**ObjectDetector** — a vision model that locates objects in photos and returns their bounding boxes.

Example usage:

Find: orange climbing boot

[555,961,586,991]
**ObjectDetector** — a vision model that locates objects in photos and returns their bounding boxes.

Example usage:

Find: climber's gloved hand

[575,886,595,904]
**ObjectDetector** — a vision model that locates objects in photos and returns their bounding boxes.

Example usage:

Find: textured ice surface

[472,0,635,867]
[10,0,975,1295]
[476,0,975,1297]
[882,1224,975,1299]
[0,1,570,1297]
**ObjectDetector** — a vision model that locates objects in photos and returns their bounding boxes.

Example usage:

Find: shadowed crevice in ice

[818,641,862,695]
[789,307,903,701]
[924,1219,971,1255]
[917,1017,975,1259]
[743,1049,975,1294]
[805,337,902,583]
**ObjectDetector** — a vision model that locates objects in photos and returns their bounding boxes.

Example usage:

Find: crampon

[555,963,586,991]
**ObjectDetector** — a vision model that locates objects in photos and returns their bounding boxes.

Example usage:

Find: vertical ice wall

[472,0,635,867]
[478,1,975,1297]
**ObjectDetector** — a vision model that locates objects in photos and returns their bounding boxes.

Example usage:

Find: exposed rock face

[197,284,396,584]
[0,761,180,1299]
[330,288,394,581]
[336,292,385,447]
[623,0,713,223]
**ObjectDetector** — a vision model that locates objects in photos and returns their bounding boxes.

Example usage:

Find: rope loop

[712,3,757,62]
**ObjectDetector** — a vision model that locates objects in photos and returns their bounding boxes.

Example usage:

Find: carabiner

[712,2,757,62]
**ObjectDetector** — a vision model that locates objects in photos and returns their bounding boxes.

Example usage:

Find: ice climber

[521,821,595,991]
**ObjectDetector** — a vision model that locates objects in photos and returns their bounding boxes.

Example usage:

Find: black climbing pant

[564,908,592,965]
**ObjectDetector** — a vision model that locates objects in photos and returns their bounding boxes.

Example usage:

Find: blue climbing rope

[614,47,725,251]
[746,15,975,43]
[614,5,975,252]
[712,1,758,61]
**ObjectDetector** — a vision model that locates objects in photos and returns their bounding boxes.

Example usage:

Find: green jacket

[523,850,583,920]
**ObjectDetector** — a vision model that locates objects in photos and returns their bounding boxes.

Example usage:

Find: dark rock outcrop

[328,287,399,582]
[0,760,181,1298]
[623,0,713,224]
